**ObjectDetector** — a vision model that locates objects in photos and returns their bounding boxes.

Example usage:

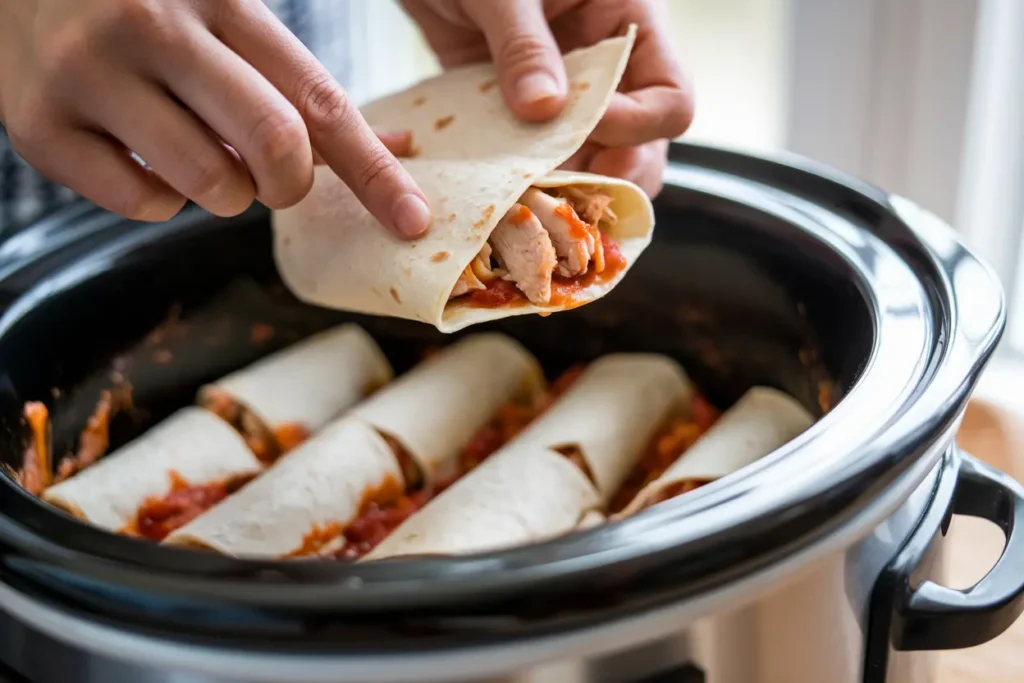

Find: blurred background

[356,0,1023,386]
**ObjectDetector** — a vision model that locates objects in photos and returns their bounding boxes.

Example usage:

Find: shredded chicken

[489,204,557,305]
[559,186,618,228]
[451,243,499,297]
[520,188,593,277]
[450,265,485,298]
[448,186,616,305]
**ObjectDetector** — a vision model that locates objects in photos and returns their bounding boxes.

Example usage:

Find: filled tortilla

[509,354,694,504]
[164,334,546,558]
[272,27,655,333]
[198,324,392,462]
[364,445,601,560]
[164,417,403,557]
[42,407,263,538]
[616,387,815,516]
[364,354,691,560]
[347,333,544,485]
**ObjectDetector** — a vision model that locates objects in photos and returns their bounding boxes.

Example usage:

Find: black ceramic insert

[0,143,1002,652]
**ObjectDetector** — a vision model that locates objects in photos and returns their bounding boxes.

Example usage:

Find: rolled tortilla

[617,387,815,516]
[364,445,601,560]
[273,28,656,333]
[348,333,544,485]
[165,418,401,557]
[509,354,693,505]
[198,324,392,458]
[42,407,262,532]
[164,333,543,557]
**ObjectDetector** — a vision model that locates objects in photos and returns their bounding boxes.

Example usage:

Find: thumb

[464,0,568,122]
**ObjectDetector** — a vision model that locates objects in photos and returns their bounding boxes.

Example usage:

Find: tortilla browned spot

[479,79,497,93]
[434,115,455,131]
[431,251,451,263]
[412,96,427,107]
[390,287,401,303]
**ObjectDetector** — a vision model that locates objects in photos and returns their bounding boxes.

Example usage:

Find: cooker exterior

[0,440,951,683]
[0,142,1017,683]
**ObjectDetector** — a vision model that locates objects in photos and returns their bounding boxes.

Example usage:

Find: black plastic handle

[893,451,1024,651]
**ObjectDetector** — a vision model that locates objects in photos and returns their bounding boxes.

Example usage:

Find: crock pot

[0,143,1021,683]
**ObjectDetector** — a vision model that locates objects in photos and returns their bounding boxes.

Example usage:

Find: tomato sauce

[465,233,627,309]
[18,402,50,495]
[336,487,433,560]
[467,279,523,307]
[132,471,254,541]
[332,366,586,560]
[272,422,311,453]
[510,204,534,225]
[55,385,134,482]
[554,202,592,240]
[549,233,626,308]
[204,388,309,463]
[609,395,720,513]
[287,522,345,557]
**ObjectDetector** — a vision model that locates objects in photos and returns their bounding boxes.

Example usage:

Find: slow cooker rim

[0,446,954,667]
[0,143,1003,614]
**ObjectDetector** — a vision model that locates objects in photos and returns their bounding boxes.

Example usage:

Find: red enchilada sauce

[329,366,587,559]
[17,402,51,495]
[468,234,626,309]
[130,470,256,541]
[125,400,313,542]
[203,387,310,463]
[610,394,721,513]
[55,385,134,482]
[272,422,312,453]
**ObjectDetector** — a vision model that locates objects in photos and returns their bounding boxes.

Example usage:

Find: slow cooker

[0,143,1020,683]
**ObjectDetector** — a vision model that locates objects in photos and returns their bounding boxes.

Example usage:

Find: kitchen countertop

[938,400,1024,682]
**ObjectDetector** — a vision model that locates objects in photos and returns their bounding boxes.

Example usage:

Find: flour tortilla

[198,323,392,434]
[364,445,600,560]
[618,387,815,516]
[348,333,544,484]
[510,354,693,505]
[164,417,401,558]
[272,27,655,333]
[42,407,262,532]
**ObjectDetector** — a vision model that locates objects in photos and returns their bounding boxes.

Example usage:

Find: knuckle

[39,24,95,81]
[179,147,232,200]
[357,147,401,192]
[296,71,357,136]
[497,32,552,73]
[6,99,56,156]
[116,184,159,221]
[105,0,168,34]
[210,0,244,26]
[248,107,307,167]
[662,88,695,139]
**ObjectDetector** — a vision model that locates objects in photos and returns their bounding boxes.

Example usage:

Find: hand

[401,0,693,197]
[0,0,432,237]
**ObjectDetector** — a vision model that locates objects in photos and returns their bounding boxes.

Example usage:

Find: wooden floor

[937,400,1024,682]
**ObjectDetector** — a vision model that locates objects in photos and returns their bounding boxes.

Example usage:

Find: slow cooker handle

[892,451,1024,651]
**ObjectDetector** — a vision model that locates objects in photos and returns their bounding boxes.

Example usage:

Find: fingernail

[392,194,432,238]
[516,73,560,106]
